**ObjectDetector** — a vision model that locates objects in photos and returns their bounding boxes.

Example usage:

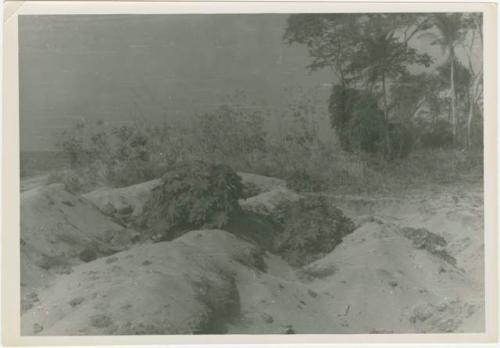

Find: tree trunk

[340,68,346,88]
[381,72,391,159]
[450,51,457,146]
[467,100,473,150]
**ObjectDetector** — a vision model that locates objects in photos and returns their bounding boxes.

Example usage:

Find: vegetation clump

[140,161,244,241]
[272,195,355,266]
[41,13,483,196]
[285,13,483,156]
[328,85,387,155]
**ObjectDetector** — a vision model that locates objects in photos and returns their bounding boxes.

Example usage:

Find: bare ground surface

[20,175,484,335]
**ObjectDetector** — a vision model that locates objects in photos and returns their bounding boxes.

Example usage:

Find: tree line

[284,13,483,158]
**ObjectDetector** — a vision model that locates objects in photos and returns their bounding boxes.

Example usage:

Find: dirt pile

[326,185,484,282]
[301,218,483,333]
[20,174,49,192]
[239,188,302,219]
[21,230,332,335]
[82,179,160,223]
[21,184,136,306]
[237,172,287,194]
[81,172,285,224]
[20,176,484,335]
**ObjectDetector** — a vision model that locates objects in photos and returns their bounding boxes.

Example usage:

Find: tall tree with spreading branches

[285,14,432,158]
[283,14,362,87]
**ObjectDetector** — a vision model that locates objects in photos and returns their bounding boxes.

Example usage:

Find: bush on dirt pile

[273,195,355,266]
[140,161,244,241]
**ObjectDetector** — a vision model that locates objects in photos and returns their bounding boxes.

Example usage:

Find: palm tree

[353,21,431,158]
[425,13,466,145]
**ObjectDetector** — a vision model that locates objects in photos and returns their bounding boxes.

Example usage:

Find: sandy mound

[82,179,160,221]
[22,220,482,335]
[82,172,284,221]
[324,186,484,282]
[81,172,285,224]
[239,188,302,219]
[237,172,287,193]
[21,184,136,301]
[302,219,483,333]
[20,176,484,335]
[21,230,335,335]
[20,174,49,192]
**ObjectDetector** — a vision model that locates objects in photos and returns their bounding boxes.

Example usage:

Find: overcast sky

[19,14,335,151]
[19,14,481,151]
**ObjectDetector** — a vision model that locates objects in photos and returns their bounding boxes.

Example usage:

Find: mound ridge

[301,219,483,333]
[82,179,160,221]
[20,176,484,335]
[21,230,334,335]
[21,184,136,303]
[81,172,287,225]
[22,230,247,335]
[326,187,484,280]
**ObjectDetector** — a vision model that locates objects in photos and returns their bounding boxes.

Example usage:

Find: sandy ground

[20,183,137,311]
[20,175,484,335]
[20,175,49,192]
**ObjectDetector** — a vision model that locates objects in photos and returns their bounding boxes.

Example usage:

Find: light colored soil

[237,172,287,192]
[20,174,49,192]
[20,184,136,309]
[239,187,302,218]
[83,179,160,218]
[22,230,252,335]
[81,172,286,219]
[20,177,484,335]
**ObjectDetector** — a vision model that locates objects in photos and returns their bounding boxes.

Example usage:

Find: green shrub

[272,195,355,266]
[418,119,454,149]
[386,122,415,160]
[329,85,386,155]
[140,161,244,241]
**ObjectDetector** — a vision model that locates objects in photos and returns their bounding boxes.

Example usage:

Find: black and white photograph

[4,2,496,342]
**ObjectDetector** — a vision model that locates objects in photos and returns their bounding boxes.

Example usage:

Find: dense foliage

[329,86,385,154]
[329,86,416,160]
[56,103,269,192]
[285,13,483,154]
[57,121,192,191]
[272,195,355,266]
[140,161,244,241]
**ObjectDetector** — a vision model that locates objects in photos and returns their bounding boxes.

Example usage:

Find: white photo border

[2,1,497,345]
